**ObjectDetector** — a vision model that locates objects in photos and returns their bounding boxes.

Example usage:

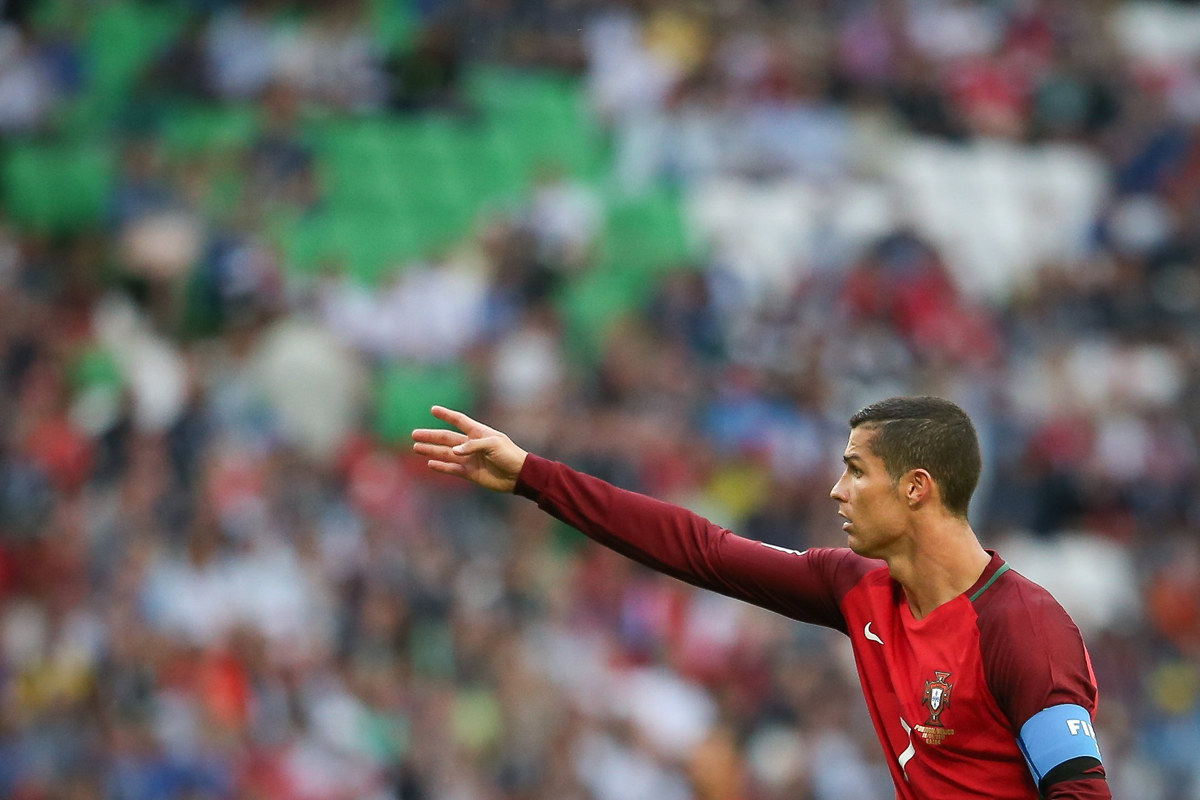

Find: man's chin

[846,532,873,557]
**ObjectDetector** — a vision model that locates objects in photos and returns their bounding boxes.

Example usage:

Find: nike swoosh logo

[864,622,884,645]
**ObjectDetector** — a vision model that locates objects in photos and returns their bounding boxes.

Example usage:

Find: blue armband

[1016,704,1103,788]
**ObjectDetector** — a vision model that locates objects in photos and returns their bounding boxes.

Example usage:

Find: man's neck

[884,517,993,621]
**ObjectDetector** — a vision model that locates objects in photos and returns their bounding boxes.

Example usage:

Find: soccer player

[412,397,1109,799]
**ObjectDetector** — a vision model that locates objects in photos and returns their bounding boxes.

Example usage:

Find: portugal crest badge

[922,671,953,725]
[917,671,956,745]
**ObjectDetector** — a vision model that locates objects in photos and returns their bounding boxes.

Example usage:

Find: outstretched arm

[413,407,875,631]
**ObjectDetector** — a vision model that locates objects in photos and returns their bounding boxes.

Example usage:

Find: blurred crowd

[3,0,1200,798]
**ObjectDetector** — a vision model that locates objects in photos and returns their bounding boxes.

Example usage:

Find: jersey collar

[965,550,1009,603]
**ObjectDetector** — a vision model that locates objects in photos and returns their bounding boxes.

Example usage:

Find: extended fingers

[412,428,469,447]
[413,442,465,462]
[427,460,467,478]
[431,406,486,435]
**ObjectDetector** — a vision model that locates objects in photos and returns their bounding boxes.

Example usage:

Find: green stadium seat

[320,119,453,205]
[370,0,418,53]
[602,191,694,273]
[275,212,331,274]
[161,105,261,156]
[558,268,643,364]
[2,145,116,233]
[39,1,188,138]
[276,206,432,284]
[465,68,577,117]
[375,363,476,443]
[290,72,612,272]
[464,68,605,179]
[87,2,186,104]
[451,152,525,206]
[70,348,122,391]
[557,190,697,360]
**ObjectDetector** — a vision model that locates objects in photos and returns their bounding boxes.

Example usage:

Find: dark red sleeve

[514,454,878,632]
[976,574,1099,734]
[976,572,1108,798]
[1043,770,1110,800]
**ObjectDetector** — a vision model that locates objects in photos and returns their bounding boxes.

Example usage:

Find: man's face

[829,427,910,558]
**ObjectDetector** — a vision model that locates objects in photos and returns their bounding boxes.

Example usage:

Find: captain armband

[1016,704,1105,792]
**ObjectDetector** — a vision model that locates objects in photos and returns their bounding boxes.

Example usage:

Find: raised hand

[411,406,529,493]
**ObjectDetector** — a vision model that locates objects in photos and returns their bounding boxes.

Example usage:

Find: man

[412,396,1109,799]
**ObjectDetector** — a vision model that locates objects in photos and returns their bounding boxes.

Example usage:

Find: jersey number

[898,717,916,780]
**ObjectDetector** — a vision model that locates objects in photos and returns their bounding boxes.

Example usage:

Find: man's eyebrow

[842,454,864,466]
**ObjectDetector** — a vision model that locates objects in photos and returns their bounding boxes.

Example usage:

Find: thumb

[453,436,501,456]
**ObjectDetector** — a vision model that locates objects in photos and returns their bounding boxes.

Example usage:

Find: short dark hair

[848,396,981,516]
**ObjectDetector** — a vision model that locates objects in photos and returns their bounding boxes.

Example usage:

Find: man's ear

[906,469,935,508]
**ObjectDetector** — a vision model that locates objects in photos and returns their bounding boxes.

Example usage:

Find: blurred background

[1,0,1199,797]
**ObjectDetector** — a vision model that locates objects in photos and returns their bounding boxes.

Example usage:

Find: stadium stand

[0,1,1198,798]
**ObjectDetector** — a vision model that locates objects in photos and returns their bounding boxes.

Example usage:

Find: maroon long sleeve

[514,453,876,633]
[515,455,1109,798]
[1044,771,1110,800]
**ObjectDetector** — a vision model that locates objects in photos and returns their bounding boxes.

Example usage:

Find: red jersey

[515,455,1110,800]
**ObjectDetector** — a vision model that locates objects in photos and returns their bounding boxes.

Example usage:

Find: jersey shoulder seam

[969,562,1013,602]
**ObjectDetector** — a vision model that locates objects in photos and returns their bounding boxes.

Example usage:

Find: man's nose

[830,479,847,502]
